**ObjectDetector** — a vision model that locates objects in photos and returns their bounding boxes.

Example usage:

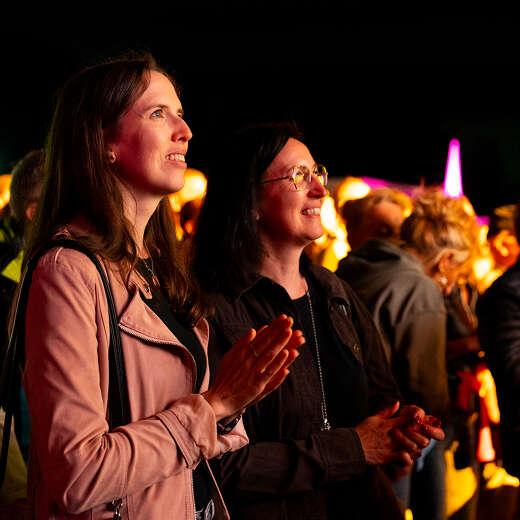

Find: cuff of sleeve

[157,393,219,469]
[315,427,367,482]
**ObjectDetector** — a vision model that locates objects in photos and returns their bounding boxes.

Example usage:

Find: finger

[399,427,430,448]
[260,348,290,380]
[234,328,257,351]
[385,415,411,431]
[262,365,290,395]
[420,424,445,441]
[400,405,426,424]
[390,428,419,453]
[285,330,305,350]
[423,415,442,428]
[251,367,290,405]
[252,321,293,361]
[272,347,300,375]
[376,400,400,419]
[252,316,291,353]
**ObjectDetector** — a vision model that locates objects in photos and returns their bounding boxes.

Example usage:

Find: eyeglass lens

[293,165,327,189]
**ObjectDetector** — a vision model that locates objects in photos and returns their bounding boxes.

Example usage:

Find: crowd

[0,51,518,520]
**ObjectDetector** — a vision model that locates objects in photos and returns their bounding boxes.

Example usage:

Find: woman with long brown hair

[19,54,302,519]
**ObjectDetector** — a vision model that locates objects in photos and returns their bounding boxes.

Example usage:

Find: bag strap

[0,239,131,485]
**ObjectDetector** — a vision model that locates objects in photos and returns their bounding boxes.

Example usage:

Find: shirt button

[352,343,360,353]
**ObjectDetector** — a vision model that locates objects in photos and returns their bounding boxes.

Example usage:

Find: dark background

[2,16,520,216]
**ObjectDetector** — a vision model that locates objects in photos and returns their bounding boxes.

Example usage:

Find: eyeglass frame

[261,164,328,191]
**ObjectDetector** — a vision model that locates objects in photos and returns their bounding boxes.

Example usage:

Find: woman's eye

[151,108,164,118]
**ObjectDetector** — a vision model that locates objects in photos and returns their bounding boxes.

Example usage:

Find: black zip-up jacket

[208,259,404,520]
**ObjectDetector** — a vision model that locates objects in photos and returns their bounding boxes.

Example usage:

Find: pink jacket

[22,241,248,519]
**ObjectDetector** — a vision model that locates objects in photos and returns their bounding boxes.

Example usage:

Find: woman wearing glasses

[193,122,444,519]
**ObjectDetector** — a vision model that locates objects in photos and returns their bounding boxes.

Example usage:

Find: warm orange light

[316,196,349,271]
[0,174,11,210]
[334,176,371,209]
[168,169,207,213]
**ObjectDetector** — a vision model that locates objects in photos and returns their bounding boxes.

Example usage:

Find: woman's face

[258,138,327,250]
[109,70,192,200]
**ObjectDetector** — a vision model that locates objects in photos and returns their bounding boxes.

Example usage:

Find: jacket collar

[59,219,209,349]
[230,253,348,304]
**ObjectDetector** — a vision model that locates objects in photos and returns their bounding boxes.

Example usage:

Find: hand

[388,405,445,463]
[203,315,304,420]
[354,401,413,466]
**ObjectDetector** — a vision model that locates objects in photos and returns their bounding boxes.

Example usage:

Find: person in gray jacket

[337,188,475,519]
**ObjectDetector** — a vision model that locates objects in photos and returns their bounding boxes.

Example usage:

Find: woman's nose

[172,117,192,142]
[309,173,328,197]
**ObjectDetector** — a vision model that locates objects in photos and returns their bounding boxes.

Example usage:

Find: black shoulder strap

[0,239,130,485]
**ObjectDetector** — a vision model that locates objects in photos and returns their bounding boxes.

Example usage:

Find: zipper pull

[109,498,123,519]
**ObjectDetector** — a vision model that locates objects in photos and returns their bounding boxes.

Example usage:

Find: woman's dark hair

[25,52,206,325]
[193,122,303,297]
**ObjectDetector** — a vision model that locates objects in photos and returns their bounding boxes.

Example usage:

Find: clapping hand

[203,315,304,421]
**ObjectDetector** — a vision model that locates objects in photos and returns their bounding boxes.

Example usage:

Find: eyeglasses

[261,164,328,191]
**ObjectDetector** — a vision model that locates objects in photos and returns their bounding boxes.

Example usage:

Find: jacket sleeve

[214,427,366,498]
[23,255,247,514]
[208,321,366,498]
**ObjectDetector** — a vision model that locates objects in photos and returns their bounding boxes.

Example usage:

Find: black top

[292,277,369,429]
[137,259,213,517]
[137,259,206,391]
[207,259,403,520]
[292,276,371,516]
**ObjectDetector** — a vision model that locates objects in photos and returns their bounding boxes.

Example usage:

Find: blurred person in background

[193,122,444,520]
[338,187,405,254]
[487,204,520,275]
[337,188,475,520]
[0,149,44,466]
[478,201,520,480]
[0,149,45,517]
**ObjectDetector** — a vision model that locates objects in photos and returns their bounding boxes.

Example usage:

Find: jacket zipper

[191,471,197,520]
[120,324,199,519]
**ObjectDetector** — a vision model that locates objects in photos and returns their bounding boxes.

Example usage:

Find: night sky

[2,16,520,216]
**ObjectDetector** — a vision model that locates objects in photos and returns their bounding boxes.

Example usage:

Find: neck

[259,238,307,299]
[119,184,162,257]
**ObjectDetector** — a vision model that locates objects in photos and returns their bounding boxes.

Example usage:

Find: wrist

[201,391,227,422]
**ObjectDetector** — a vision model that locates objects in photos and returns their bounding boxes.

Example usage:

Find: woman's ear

[25,201,38,222]
[108,151,117,164]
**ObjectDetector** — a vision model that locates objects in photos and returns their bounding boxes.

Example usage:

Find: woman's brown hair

[25,52,206,325]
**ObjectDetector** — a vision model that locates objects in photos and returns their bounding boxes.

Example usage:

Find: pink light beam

[443,139,463,198]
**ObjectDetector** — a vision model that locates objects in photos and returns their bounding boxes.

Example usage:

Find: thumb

[376,400,400,419]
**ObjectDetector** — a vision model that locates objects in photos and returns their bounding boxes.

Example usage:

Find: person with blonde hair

[337,188,475,519]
